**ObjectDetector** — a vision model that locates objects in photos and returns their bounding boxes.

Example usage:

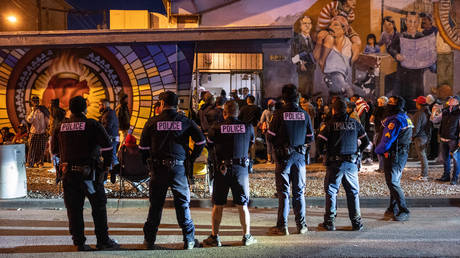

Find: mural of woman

[316,0,361,63]
[314,16,365,97]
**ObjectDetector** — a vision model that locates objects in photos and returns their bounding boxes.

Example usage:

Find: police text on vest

[283,112,305,120]
[60,122,86,132]
[157,121,182,131]
[221,124,246,134]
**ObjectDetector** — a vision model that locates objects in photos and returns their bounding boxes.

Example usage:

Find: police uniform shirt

[318,114,367,156]
[375,112,413,154]
[51,115,113,166]
[139,109,206,160]
[207,117,255,161]
[267,103,314,147]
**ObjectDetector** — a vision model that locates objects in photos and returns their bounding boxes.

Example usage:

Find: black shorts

[212,165,249,206]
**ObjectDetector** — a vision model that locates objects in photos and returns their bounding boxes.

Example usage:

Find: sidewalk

[1,207,460,257]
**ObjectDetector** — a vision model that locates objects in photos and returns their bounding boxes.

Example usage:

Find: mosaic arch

[0,43,194,138]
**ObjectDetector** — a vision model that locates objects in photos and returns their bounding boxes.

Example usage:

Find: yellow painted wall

[110,10,150,30]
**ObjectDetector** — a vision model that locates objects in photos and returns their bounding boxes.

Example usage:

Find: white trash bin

[0,144,27,199]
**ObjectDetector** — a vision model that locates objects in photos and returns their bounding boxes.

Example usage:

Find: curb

[1,197,460,209]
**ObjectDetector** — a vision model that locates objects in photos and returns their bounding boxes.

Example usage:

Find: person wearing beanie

[50,96,120,251]
[267,84,314,235]
[99,98,120,168]
[375,96,413,221]
[139,90,205,250]
[317,97,369,231]
[433,95,460,185]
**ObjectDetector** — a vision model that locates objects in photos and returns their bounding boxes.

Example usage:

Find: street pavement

[1,206,460,257]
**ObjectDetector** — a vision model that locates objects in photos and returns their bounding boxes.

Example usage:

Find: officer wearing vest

[203,100,257,247]
[50,96,119,251]
[267,84,314,235]
[139,91,205,250]
[375,96,413,221]
[317,98,369,231]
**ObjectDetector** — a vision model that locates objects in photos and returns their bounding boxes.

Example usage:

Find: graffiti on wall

[0,43,194,137]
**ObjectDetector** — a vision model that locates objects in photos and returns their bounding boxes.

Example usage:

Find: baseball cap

[413,96,426,105]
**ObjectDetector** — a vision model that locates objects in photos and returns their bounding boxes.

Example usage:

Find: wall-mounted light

[6,15,18,24]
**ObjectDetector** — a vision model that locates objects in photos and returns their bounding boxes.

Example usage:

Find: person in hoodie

[432,95,460,185]
[375,96,413,221]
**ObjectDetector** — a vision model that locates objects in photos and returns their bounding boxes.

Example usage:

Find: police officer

[203,100,257,247]
[317,98,369,231]
[375,96,413,221]
[140,91,205,250]
[267,84,314,235]
[50,96,119,251]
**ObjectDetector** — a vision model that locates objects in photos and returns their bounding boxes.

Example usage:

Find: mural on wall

[0,43,194,137]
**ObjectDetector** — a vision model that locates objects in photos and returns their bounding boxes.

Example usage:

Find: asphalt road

[1,206,460,257]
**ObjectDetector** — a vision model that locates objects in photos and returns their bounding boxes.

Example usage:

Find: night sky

[65,0,166,30]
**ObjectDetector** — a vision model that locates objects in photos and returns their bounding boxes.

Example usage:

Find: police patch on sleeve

[221,124,246,134]
[283,112,305,121]
[388,123,395,130]
[157,121,182,131]
[60,122,86,131]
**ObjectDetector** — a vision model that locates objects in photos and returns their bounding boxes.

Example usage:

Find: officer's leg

[341,162,361,221]
[324,163,343,222]
[290,154,307,228]
[86,180,109,244]
[62,174,86,246]
[170,165,195,243]
[383,155,397,215]
[275,157,292,228]
[211,169,230,236]
[230,166,250,235]
[143,169,169,244]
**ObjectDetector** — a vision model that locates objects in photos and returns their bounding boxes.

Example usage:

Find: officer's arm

[375,118,402,154]
[305,113,314,144]
[357,122,370,153]
[95,122,113,168]
[189,120,206,162]
[139,120,152,164]
[267,111,280,143]
[317,123,329,155]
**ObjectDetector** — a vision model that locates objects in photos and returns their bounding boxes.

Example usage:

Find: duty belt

[221,157,250,167]
[154,159,184,167]
[327,154,358,163]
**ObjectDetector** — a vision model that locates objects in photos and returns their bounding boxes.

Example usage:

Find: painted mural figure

[378,16,400,54]
[314,16,365,97]
[387,12,431,110]
[317,0,361,64]
[291,15,316,96]
[42,72,90,111]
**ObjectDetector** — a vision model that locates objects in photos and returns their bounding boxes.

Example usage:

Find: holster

[60,162,95,181]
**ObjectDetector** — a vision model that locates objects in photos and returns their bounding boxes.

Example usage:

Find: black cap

[69,96,87,114]
[281,84,298,102]
[159,91,178,107]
